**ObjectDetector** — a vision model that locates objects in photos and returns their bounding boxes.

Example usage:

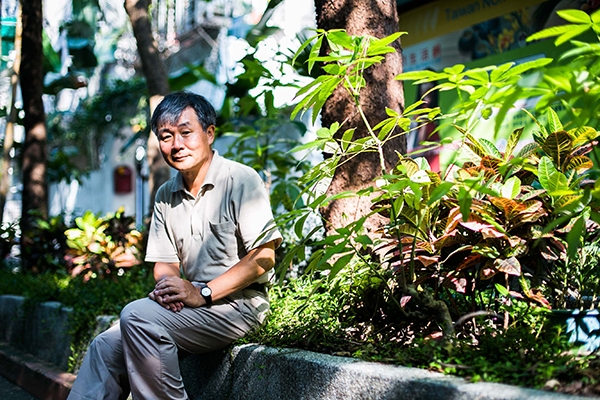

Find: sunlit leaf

[501,176,521,199]
[494,257,521,276]
[557,9,592,23]
[570,126,599,146]
[542,131,572,168]
[504,127,524,160]
[547,108,563,133]
[564,155,593,174]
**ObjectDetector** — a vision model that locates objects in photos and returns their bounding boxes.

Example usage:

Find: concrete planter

[550,309,600,352]
[0,295,595,400]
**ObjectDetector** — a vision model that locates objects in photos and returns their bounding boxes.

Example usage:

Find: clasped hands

[148,276,203,312]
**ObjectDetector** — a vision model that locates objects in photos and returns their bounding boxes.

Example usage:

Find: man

[68,91,282,399]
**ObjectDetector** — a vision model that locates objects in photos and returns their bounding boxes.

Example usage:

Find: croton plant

[376,108,600,311]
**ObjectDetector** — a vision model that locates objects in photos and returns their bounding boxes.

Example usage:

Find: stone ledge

[180,344,595,400]
[0,295,595,399]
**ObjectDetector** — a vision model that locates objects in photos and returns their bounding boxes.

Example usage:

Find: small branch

[453,310,504,328]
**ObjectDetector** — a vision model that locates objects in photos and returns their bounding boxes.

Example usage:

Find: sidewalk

[0,374,37,400]
[0,342,75,400]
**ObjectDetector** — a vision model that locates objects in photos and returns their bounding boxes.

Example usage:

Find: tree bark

[20,0,48,268]
[0,4,21,225]
[314,0,405,235]
[124,0,171,216]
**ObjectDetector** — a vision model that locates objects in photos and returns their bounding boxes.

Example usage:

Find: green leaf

[292,31,318,67]
[464,68,489,83]
[527,25,573,42]
[328,252,355,280]
[289,138,328,153]
[326,30,355,50]
[370,32,403,49]
[556,9,591,24]
[560,41,600,60]
[504,127,524,160]
[354,234,373,246]
[458,187,472,222]
[427,182,454,205]
[308,35,324,74]
[337,128,354,152]
[542,131,572,169]
[538,156,568,193]
[495,283,510,297]
[375,119,397,140]
[479,138,502,158]
[490,62,515,82]
[501,58,553,78]
[556,24,590,46]
[566,216,585,261]
[395,70,442,82]
[570,126,599,146]
[522,108,548,138]
[294,213,309,239]
[501,177,521,199]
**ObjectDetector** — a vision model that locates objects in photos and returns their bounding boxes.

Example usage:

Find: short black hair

[151,91,217,133]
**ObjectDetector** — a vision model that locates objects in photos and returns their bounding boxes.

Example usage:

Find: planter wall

[0,295,594,400]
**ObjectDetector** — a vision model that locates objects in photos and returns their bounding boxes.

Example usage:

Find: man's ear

[206,125,215,145]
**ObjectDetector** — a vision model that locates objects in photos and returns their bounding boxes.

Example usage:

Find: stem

[343,74,387,176]
[442,99,486,181]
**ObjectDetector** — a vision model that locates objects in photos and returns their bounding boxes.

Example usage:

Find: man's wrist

[191,282,213,306]
[198,282,213,306]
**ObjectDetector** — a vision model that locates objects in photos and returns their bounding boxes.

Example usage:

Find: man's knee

[119,298,168,340]
[89,324,119,354]
[120,298,154,327]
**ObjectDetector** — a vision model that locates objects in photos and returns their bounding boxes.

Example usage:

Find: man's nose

[172,134,185,150]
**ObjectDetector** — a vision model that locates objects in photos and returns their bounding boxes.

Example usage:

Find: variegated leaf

[542,131,572,169]
[494,257,521,276]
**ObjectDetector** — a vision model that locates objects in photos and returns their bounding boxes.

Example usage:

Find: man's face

[156,107,215,174]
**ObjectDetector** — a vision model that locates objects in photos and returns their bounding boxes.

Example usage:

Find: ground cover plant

[0,209,151,371]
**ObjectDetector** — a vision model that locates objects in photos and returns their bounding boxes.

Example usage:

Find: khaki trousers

[67,288,269,400]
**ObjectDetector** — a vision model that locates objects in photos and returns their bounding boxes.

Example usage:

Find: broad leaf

[504,127,524,160]
[494,257,521,276]
[542,131,572,168]
[564,155,593,174]
[538,156,561,192]
[570,126,599,147]
[546,108,563,133]
[479,138,502,158]
[501,176,521,199]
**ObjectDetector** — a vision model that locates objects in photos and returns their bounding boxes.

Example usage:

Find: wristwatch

[198,283,213,306]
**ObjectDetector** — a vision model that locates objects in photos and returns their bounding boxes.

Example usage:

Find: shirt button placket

[191,194,204,240]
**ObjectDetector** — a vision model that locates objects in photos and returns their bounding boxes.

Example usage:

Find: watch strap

[198,282,213,305]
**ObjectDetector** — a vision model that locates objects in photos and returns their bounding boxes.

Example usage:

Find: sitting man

[68,91,282,399]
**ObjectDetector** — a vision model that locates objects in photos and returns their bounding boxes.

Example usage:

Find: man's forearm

[206,241,276,303]
[154,262,180,282]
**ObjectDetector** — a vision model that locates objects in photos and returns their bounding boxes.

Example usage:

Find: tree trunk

[124,0,171,216]
[314,0,405,235]
[20,0,48,269]
[0,3,21,225]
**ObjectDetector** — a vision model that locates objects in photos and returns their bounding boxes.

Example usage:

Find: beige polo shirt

[145,151,282,284]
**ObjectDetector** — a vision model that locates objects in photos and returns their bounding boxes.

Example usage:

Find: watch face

[201,286,212,297]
